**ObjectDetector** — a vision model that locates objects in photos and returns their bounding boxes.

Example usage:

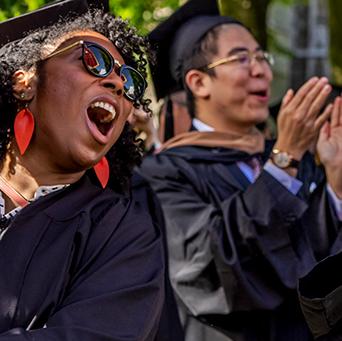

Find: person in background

[298,98,342,340]
[157,90,191,144]
[127,92,189,153]
[128,107,162,152]
[138,0,342,340]
[0,0,164,339]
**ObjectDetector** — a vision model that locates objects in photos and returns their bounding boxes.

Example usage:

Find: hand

[127,108,161,150]
[274,77,332,161]
[317,96,342,198]
[128,107,151,132]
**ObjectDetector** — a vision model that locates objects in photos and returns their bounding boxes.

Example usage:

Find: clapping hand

[274,77,332,162]
[317,96,342,198]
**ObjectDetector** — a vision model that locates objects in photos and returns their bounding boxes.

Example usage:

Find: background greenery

[0,0,340,89]
[0,0,182,32]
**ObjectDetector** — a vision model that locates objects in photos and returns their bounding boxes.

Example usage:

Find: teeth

[90,101,116,123]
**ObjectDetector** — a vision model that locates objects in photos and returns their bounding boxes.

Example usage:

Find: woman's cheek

[123,100,134,120]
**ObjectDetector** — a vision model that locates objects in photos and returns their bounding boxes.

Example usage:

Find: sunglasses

[44,40,147,102]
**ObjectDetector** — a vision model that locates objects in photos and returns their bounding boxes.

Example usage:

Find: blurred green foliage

[328,0,342,85]
[218,0,271,48]
[0,0,303,36]
[0,0,45,20]
[1,0,339,85]
[109,0,182,34]
[0,0,183,34]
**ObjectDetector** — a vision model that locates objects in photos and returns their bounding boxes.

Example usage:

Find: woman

[0,6,163,340]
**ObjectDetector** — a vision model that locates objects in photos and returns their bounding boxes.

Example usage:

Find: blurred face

[27,31,134,172]
[200,24,273,130]
[158,91,191,142]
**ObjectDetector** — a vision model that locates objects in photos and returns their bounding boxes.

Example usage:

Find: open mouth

[250,90,268,97]
[87,101,117,136]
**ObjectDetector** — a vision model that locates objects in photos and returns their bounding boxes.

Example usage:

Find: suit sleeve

[214,170,310,310]
[138,155,313,316]
[298,251,342,340]
[0,200,165,341]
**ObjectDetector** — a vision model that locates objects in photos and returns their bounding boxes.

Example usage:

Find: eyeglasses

[205,50,274,70]
[43,40,147,102]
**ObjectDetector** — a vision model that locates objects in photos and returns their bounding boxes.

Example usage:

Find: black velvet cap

[148,0,243,100]
[148,0,219,100]
[171,16,242,82]
[0,0,109,48]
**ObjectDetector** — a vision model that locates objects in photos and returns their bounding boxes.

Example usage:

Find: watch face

[273,152,290,168]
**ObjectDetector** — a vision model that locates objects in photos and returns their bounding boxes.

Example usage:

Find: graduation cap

[0,0,109,48]
[149,0,219,100]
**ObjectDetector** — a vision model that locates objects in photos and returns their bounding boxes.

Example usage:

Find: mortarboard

[170,15,242,84]
[0,0,109,48]
[148,0,220,100]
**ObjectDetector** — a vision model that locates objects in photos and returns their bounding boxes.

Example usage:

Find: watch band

[287,158,300,169]
[271,149,300,169]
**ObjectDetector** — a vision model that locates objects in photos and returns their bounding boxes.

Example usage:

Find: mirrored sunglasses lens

[120,66,146,101]
[84,45,112,77]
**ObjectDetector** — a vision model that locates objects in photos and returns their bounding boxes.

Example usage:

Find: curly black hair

[0,9,150,193]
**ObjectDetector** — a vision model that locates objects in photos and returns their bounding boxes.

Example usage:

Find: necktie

[247,157,261,180]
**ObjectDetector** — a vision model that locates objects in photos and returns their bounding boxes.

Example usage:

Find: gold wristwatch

[270,149,300,169]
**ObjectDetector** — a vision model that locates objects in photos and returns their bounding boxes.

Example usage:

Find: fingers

[307,83,331,119]
[337,96,342,126]
[318,121,330,143]
[286,77,320,109]
[330,97,340,127]
[315,103,333,131]
[298,78,331,119]
[280,89,294,109]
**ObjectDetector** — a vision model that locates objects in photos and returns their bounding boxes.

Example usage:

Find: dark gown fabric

[0,176,164,340]
[298,250,342,340]
[138,140,340,341]
[131,173,184,341]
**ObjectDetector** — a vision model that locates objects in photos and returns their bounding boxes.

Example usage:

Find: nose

[250,57,269,78]
[100,70,124,97]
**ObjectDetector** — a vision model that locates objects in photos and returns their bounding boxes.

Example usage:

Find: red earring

[93,156,109,188]
[14,107,35,155]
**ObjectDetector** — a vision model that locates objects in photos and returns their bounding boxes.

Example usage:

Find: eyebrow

[226,46,262,56]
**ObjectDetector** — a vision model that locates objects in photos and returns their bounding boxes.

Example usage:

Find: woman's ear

[185,70,211,99]
[12,69,37,101]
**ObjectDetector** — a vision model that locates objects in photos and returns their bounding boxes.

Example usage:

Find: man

[139,1,342,340]
[148,0,219,144]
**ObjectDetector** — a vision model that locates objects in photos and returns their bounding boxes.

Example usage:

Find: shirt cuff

[326,184,342,221]
[264,161,303,195]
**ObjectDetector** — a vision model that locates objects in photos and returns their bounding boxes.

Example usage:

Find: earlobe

[12,70,37,101]
[185,70,211,99]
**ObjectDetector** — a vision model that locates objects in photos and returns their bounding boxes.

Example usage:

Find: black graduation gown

[131,173,184,341]
[138,141,338,341]
[298,250,342,340]
[0,176,164,340]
